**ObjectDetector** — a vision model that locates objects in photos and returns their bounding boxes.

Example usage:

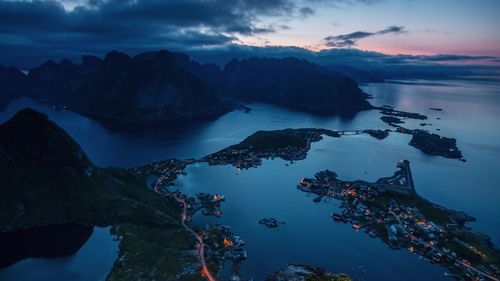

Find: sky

[0,0,499,68]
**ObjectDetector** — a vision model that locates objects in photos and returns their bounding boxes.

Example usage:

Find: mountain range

[218,57,371,114]
[0,50,371,123]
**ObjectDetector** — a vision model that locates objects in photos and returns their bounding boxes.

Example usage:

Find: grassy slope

[0,167,202,281]
[0,168,178,229]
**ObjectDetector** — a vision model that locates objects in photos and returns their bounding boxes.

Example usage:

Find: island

[390,126,465,160]
[265,264,352,281]
[378,107,428,120]
[258,218,285,228]
[380,115,405,125]
[296,160,499,281]
[409,130,463,159]
[204,127,464,169]
[204,128,340,169]
[377,106,430,127]
[363,129,390,139]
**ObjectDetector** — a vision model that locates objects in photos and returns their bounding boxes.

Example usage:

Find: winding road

[153,161,217,281]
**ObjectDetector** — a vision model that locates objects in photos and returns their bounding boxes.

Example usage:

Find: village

[134,158,248,281]
[203,143,309,169]
[297,160,499,281]
[203,128,337,169]
[134,134,474,281]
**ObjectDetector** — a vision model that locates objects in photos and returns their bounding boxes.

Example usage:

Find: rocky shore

[265,264,351,281]
[409,130,464,159]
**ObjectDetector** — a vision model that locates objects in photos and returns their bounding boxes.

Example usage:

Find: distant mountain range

[218,57,371,115]
[0,50,372,123]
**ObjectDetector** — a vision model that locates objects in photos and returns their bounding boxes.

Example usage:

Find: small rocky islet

[258,218,285,228]
[265,264,352,281]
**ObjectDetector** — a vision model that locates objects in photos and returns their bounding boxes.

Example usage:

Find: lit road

[455,260,499,281]
[153,161,217,281]
[388,212,498,281]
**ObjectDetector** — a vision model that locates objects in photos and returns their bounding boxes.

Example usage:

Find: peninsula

[297,161,499,281]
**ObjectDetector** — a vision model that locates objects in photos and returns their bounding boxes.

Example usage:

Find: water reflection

[0,225,118,281]
[0,223,93,268]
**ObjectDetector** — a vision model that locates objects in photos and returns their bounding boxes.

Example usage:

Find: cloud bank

[324,26,406,47]
[0,0,322,66]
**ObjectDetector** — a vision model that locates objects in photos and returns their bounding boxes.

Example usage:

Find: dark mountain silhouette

[28,59,81,99]
[173,52,222,84]
[323,65,385,83]
[0,108,92,178]
[0,109,179,230]
[0,65,29,108]
[0,50,373,121]
[218,57,372,115]
[67,50,229,123]
[19,56,104,103]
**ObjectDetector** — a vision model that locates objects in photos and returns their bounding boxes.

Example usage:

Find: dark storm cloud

[0,0,306,67]
[324,26,405,47]
[0,0,390,67]
[0,0,294,35]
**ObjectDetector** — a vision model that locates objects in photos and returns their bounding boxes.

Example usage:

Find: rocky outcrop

[266,264,351,281]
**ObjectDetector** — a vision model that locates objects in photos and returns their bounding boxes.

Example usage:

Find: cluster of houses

[204,145,309,169]
[204,128,344,169]
[297,163,498,281]
[205,148,264,169]
[184,193,226,218]
[203,225,247,280]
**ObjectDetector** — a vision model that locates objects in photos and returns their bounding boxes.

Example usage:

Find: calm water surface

[0,227,118,281]
[0,79,499,280]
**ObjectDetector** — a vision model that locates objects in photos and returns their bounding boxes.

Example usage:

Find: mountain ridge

[218,56,372,115]
[0,50,372,122]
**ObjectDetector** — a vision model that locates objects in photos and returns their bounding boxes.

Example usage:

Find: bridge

[337,129,365,135]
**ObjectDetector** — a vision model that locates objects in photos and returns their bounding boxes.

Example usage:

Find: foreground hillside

[0,109,201,280]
